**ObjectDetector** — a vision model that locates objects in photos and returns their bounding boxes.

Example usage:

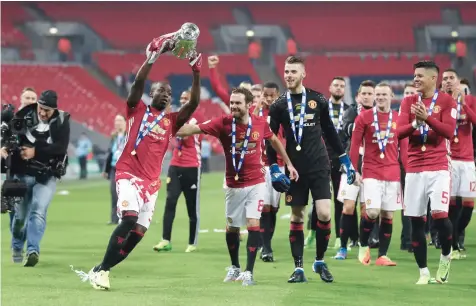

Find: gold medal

[454,137,459,143]
[380,153,385,159]
[131,150,136,155]
[296,145,301,151]
[178,151,182,157]
[421,145,426,152]
[234,174,239,181]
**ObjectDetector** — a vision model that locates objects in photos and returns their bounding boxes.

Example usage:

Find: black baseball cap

[37,90,58,109]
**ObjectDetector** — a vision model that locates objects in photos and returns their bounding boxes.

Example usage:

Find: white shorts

[116,179,158,229]
[264,166,284,208]
[362,178,402,212]
[451,160,476,198]
[225,182,265,227]
[404,170,451,217]
[337,173,362,203]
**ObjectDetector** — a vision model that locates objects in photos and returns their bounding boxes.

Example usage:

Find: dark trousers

[201,158,210,173]
[162,166,201,245]
[109,167,119,224]
[78,156,87,179]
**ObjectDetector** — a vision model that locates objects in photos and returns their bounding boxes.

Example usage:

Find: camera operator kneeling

[1,90,70,267]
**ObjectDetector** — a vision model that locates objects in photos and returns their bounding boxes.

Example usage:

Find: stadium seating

[1,2,30,48]
[1,64,124,135]
[274,54,452,94]
[248,3,449,51]
[36,2,235,51]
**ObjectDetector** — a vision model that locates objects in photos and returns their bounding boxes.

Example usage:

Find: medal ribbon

[286,87,306,149]
[134,106,166,151]
[329,99,344,131]
[454,93,462,137]
[419,91,439,145]
[373,106,393,155]
[231,116,252,178]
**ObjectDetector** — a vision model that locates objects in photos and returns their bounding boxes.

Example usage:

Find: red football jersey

[350,109,407,181]
[115,102,178,193]
[396,92,456,173]
[451,95,476,161]
[170,110,205,168]
[198,114,274,188]
[250,105,286,167]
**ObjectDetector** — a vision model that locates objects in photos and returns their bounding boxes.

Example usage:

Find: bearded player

[177,87,298,286]
[153,90,205,253]
[267,56,357,283]
[77,35,203,290]
[350,83,408,266]
[397,60,456,285]
[251,82,283,262]
[441,69,476,260]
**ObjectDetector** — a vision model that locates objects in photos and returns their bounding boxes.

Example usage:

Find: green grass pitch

[2,172,475,306]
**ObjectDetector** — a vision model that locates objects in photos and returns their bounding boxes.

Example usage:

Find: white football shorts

[225,182,265,227]
[451,160,476,198]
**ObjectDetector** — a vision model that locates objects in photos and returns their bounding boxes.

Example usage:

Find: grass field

[2,172,475,306]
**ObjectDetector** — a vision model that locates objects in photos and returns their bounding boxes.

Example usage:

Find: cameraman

[2,90,70,267]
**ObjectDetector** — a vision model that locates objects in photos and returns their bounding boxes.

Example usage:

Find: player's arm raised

[415,96,456,139]
[127,35,174,108]
[396,97,417,139]
[175,54,202,130]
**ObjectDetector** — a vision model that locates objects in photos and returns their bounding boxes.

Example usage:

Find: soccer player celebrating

[441,69,476,260]
[177,87,298,286]
[82,35,203,290]
[267,56,357,283]
[397,60,456,285]
[251,82,283,262]
[350,82,408,266]
[334,80,375,260]
[153,90,205,253]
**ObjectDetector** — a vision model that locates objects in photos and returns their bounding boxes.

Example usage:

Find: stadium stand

[1,2,30,48]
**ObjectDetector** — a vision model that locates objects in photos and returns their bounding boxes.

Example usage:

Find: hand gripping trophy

[146,22,200,63]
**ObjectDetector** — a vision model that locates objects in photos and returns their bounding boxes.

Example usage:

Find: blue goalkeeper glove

[270,163,290,192]
[339,153,356,185]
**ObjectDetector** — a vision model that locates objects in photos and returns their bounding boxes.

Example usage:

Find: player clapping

[349,83,408,266]
[397,60,456,285]
[177,87,298,286]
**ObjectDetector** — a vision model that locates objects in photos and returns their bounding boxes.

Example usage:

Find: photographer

[1,90,70,267]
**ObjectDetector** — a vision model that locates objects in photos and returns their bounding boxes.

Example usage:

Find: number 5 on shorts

[257,200,264,212]
[442,191,449,204]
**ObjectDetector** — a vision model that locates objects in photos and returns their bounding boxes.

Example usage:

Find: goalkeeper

[266,55,358,284]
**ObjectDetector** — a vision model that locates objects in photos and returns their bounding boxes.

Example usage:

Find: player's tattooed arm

[176,70,201,129]
[127,57,154,108]
[266,102,281,165]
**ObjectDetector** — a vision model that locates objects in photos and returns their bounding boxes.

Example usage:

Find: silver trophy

[171,23,200,59]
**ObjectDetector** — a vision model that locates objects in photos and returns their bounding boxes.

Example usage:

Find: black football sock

[260,206,272,252]
[411,217,428,268]
[448,198,461,250]
[270,207,278,241]
[350,205,360,242]
[359,213,376,247]
[458,201,474,239]
[432,213,453,257]
[289,221,304,268]
[99,215,137,271]
[226,230,240,268]
[334,199,343,238]
[109,229,144,269]
[339,212,354,249]
[246,226,260,273]
[378,217,393,257]
[315,219,331,260]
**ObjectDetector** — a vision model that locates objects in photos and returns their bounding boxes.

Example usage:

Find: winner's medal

[380,152,385,159]
[373,106,392,161]
[453,94,462,144]
[286,87,307,151]
[419,91,439,152]
[231,117,252,182]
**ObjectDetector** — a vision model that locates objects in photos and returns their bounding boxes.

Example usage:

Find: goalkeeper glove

[270,163,290,192]
[339,153,356,185]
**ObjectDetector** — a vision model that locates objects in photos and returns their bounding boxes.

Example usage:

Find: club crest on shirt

[308,100,317,109]
[251,131,260,140]
[433,105,441,114]
[163,118,170,126]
